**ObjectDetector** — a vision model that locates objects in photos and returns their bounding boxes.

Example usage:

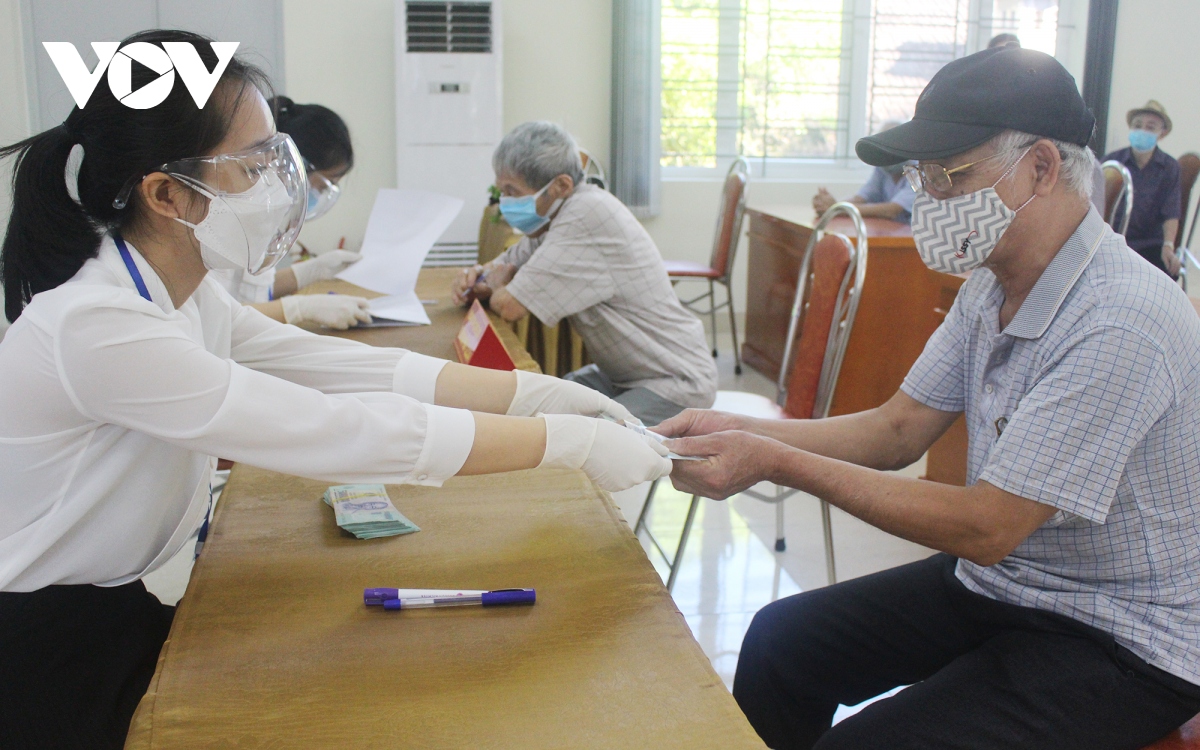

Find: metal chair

[1101,160,1134,236]
[663,157,750,374]
[635,202,868,590]
[579,149,608,191]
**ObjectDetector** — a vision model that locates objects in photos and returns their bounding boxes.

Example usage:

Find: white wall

[281,0,397,254]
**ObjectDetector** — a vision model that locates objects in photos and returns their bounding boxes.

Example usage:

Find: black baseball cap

[856,47,1095,166]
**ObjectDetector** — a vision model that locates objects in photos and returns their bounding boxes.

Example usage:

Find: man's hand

[1163,243,1182,276]
[451,264,485,306]
[483,262,517,289]
[653,408,751,439]
[812,187,836,216]
[666,430,792,500]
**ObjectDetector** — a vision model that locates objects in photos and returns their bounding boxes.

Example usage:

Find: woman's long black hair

[269,96,353,173]
[0,29,272,323]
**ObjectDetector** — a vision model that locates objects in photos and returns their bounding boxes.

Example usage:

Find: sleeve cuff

[899,381,965,414]
[393,351,449,404]
[976,465,1110,525]
[408,404,475,486]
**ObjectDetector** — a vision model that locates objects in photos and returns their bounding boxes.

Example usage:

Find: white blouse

[209,266,276,303]
[0,236,474,591]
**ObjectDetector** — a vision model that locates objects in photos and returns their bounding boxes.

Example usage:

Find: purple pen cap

[482,589,536,606]
[364,588,399,606]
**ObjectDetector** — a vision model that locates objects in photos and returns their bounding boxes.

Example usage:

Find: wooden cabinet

[741,207,967,484]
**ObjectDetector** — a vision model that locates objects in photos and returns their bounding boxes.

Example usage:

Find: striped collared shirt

[903,207,1200,685]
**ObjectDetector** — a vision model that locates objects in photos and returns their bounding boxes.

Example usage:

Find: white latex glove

[506,370,640,424]
[539,414,672,492]
[282,294,372,329]
[290,250,363,289]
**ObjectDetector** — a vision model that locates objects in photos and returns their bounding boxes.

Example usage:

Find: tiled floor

[610,333,933,720]
[144,332,934,723]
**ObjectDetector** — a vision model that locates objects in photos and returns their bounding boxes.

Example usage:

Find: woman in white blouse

[0,31,670,750]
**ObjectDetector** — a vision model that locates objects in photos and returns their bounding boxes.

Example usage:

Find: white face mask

[911,147,1036,275]
[175,170,296,275]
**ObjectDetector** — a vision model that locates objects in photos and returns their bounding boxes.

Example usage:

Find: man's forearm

[489,287,529,322]
[770,447,1054,565]
[740,392,957,471]
[1163,219,1179,247]
[856,202,905,220]
[745,409,914,470]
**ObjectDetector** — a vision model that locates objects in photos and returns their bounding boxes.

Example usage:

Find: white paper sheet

[362,291,432,327]
[336,189,464,296]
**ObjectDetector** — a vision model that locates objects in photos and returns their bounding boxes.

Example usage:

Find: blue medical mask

[498,181,559,234]
[1129,129,1158,153]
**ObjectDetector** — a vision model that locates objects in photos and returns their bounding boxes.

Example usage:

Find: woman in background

[211,96,369,329]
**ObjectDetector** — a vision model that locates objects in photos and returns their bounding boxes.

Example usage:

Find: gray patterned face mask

[911,147,1035,274]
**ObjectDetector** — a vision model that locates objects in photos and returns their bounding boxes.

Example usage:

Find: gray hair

[989,129,1095,199]
[492,121,585,190]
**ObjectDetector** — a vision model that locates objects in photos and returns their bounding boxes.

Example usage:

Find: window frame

[659,0,1089,183]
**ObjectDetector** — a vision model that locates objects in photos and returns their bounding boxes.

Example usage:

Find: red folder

[454,299,517,371]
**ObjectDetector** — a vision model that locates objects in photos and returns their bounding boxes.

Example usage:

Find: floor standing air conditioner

[396,0,502,266]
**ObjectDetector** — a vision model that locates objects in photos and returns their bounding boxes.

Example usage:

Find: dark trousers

[733,554,1200,750]
[0,580,174,750]
[563,363,687,426]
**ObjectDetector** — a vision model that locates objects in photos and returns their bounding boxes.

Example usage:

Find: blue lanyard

[113,234,152,303]
[114,233,216,556]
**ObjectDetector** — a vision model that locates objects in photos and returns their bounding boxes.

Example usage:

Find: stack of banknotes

[322,484,421,539]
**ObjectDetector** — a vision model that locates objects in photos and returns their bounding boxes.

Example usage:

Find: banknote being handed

[323,484,421,539]
[622,419,704,461]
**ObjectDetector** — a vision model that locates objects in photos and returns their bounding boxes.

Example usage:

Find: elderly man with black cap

[657,47,1200,749]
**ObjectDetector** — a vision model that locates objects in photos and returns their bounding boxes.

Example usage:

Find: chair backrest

[707,157,750,279]
[1101,160,1134,236]
[1176,152,1200,246]
[777,203,868,420]
[579,148,609,191]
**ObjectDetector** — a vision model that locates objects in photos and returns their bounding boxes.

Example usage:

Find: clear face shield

[114,133,308,275]
[304,163,342,221]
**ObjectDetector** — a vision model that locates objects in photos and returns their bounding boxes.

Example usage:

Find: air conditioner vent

[406,2,492,53]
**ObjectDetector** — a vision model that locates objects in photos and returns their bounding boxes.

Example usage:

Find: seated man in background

[1103,100,1183,277]
[451,122,717,426]
[812,121,915,224]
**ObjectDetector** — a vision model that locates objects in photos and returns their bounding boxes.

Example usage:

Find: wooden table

[125,267,764,749]
[300,266,539,372]
[741,206,967,484]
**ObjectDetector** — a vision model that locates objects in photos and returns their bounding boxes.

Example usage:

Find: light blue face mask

[498,181,558,234]
[1129,128,1159,153]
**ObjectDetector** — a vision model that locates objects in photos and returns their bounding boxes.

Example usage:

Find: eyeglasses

[304,160,343,221]
[902,147,1027,194]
